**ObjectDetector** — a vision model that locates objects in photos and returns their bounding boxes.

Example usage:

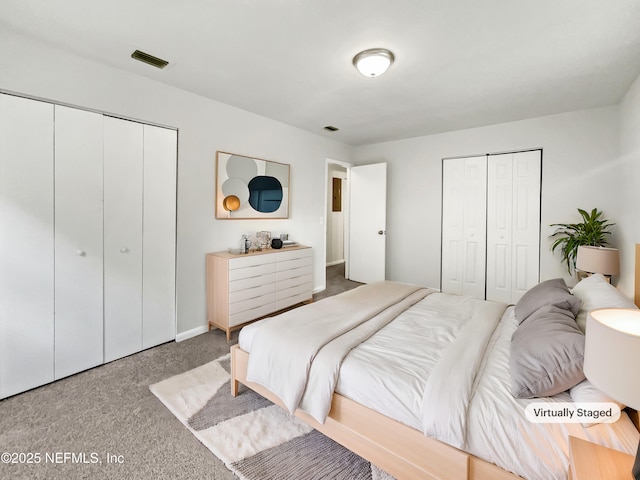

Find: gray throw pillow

[510,304,585,399]
[514,278,582,324]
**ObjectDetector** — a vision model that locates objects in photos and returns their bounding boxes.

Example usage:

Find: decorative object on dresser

[584,308,640,480]
[550,208,615,275]
[206,246,312,341]
[216,151,290,219]
[575,245,620,283]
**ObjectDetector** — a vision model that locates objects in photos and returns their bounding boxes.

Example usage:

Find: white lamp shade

[353,49,394,77]
[584,308,640,409]
[576,245,620,275]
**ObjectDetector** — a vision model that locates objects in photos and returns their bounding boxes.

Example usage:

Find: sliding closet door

[486,151,541,303]
[441,156,487,298]
[54,106,104,379]
[104,117,144,362]
[142,125,177,349]
[0,95,54,398]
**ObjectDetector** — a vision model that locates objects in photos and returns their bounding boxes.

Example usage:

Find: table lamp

[584,308,640,479]
[576,246,620,282]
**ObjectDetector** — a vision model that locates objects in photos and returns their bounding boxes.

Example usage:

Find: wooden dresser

[206,246,313,340]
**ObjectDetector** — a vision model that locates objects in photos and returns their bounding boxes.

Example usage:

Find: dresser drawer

[229,272,277,293]
[229,301,277,327]
[276,265,312,282]
[229,253,276,270]
[276,290,312,311]
[229,282,276,304]
[277,273,312,292]
[277,248,312,263]
[229,291,276,316]
[229,262,276,281]
[277,255,312,273]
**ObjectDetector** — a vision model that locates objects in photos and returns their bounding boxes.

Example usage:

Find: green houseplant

[550,208,615,275]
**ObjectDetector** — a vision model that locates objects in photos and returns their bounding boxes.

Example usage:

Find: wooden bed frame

[231,344,521,480]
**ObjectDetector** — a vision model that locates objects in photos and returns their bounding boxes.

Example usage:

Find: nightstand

[569,436,635,479]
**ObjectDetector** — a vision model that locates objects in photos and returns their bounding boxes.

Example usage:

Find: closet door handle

[120,247,130,254]
[76,250,86,257]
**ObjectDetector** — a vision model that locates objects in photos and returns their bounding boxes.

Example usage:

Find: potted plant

[550,208,615,274]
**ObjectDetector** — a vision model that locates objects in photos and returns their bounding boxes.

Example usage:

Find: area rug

[150,354,394,480]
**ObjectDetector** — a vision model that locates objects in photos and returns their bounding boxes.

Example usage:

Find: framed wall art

[216,151,290,219]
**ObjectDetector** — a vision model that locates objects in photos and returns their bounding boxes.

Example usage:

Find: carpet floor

[150,354,393,480]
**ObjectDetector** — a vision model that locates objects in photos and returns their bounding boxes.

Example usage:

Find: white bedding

[238,290,640,480]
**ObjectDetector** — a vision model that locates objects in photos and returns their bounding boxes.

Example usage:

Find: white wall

[0,29,353,337]
[353,107,628,295]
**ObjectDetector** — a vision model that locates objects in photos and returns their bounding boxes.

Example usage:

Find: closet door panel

[54,106,104,379]
[0,95,54,398]
[462,157,487,299]
[486,151,541,303]
[441,159,464,295]
[511,150,541,302]
[104,117,144,362]
[486,154,513,303]
[142,125,177,349]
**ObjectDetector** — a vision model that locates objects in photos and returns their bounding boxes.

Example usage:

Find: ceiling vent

[324,125,339,132]
[131,50,169,69]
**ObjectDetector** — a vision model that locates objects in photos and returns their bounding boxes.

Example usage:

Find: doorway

[326,160,349,283]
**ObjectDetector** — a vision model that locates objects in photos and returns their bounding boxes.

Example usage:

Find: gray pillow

[510,304,585,398]
[514,278,582,324]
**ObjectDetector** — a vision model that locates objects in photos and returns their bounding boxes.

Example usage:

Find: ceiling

[2,0,640,146]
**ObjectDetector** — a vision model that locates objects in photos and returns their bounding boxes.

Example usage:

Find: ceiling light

[352,48,395,78]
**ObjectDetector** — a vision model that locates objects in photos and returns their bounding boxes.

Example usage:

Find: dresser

[206,246,313,340]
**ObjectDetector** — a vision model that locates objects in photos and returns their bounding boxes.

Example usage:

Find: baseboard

[326,259,345,267]
[175,324,209,343]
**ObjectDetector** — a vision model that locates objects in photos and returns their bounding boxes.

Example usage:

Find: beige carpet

[150,354,394,480]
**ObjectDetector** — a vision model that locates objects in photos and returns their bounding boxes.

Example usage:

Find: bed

[230,275,640,480]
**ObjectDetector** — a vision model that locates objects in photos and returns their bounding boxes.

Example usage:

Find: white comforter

[245,281,432,423]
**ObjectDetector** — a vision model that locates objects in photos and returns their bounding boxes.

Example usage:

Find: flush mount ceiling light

[352,48,395,77]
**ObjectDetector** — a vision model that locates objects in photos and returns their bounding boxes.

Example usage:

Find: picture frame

[216,151,290,219]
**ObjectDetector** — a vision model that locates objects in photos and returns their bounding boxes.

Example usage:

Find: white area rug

[150,354,394,480]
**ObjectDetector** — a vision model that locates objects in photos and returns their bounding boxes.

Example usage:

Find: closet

[441,150,541,303]
[0,94,177,399]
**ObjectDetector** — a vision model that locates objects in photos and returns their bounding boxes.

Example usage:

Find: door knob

[120,247,130,253]
[76,250,86,257]
[378,230,385,235]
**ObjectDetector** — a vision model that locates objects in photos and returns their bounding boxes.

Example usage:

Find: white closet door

[0,95,54,398]
[142,125,176,349]
[441,156,487,298]
[104,117,144,362]
[486,151,541,303]
[510,150,541,301]
[54,106,104,379]
[486,154,514,303]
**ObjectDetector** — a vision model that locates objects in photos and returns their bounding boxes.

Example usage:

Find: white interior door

[441,156,487,299]
[0,94,55,398]
[486,150,541,303]
[104,117,144,362]
[54,105,104,379]
[348,163,386,283]
[142,125,177,349]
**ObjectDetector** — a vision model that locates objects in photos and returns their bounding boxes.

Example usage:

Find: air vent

[324,125,339,132]
[131,50,169,69]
